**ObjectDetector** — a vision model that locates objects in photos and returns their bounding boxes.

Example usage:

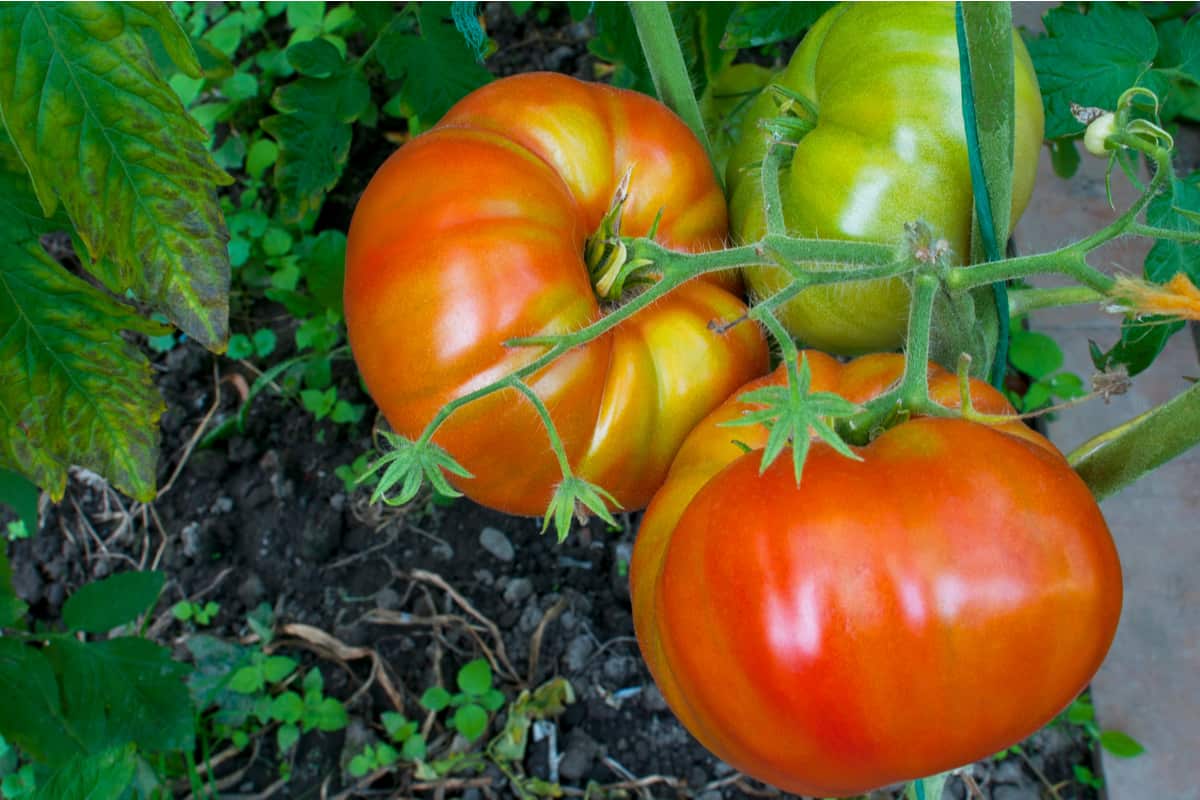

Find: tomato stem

[628,2,720,183]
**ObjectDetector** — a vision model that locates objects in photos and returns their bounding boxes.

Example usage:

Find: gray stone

[602,655,635,683]
[375,587,402,611]
[563,634,595,674]
[697,791,723,800]
[237,573,266,608]
[641,684,669,713]
[990,785,1027,800]
[479,526,515,561]
[503,577,534,605]
[518,600,543,634]
[12,558,43,605]
[299,504,344,562]
[558,730,599,782]
[181,522,201,558]
[990,758,1024,786]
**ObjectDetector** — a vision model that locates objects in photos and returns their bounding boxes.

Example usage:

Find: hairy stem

[1008,285,1107,316]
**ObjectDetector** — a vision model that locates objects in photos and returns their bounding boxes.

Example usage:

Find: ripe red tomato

[345,73,768,516]
[631,351,1121,796]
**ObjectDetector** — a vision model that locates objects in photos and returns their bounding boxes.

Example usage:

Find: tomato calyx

[585,166,657,302]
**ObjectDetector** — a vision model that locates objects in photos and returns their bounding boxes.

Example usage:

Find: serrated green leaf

[1008,330,1064,380]
[34,743,137,800]
[277,722,300,752]
[374,4,493,130]
[1027,5,1160,140]
[297,230,347,311]
[307,697,347,731]
[261,69,369,222]
[452,703,488,742]
[303,666,324,696]
[457,658,492,696]
[263,655,298,684]
[722,2,833,49]
[230,665,265,694]
[0,3,232,348]
[63,570,164,633]
[271,691,304,723]
[1100,729,1147,758]
[0,159,167,501]
[286,38,343,77]
[1145,174,1200,285]
[0,638,81,765]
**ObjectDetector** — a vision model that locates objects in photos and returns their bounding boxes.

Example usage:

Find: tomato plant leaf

[1008,330,1064,380]
[32,743,137,800]
[722,2,833,49]
[374,4,493,131]
[0,2,232,348]
[1145,174,1200,285]
[1026,4,1160,140]
[0,152,167,502]
[261,67,370,223]
[63,570,164,633]
[285,38,343,77]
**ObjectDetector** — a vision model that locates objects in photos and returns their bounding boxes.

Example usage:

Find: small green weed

[173,600,220,626]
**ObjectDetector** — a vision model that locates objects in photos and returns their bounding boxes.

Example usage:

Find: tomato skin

[631,352,1121,796]
[727,3,1045,354]
[345,73,768,516]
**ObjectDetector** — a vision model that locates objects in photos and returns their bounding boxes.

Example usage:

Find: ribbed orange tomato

[632,351,1121,796]
[345,73,768,516]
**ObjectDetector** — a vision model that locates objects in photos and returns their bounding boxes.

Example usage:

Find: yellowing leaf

[0,2,231,348]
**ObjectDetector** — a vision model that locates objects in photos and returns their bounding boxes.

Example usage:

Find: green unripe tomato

[727,3,1045,355]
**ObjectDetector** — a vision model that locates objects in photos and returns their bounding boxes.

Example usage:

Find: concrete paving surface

[1013,120,1200,800]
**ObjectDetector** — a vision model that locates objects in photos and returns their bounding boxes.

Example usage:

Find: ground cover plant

[1,1,1197,797]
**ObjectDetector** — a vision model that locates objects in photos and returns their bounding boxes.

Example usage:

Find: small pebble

[503,577,534,605]
[480,526,515,561]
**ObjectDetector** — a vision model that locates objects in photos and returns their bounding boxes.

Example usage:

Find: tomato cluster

[345,72,767,516]
[345,3,1120,795]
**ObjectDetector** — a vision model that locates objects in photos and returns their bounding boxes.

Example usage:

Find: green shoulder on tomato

[727,3,1044,355]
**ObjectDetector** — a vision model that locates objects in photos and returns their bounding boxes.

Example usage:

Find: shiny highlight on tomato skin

[632,352,1121,797]
[345,73,768,516]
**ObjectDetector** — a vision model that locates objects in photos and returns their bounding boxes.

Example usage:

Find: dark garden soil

[9,5,1102,799]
